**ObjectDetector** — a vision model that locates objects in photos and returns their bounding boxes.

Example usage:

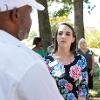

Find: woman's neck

[53,48,74,60]
[80,47,88,53]
[53,47,74,65]
[57,47,71,57]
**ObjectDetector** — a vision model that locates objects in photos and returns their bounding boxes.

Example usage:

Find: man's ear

[10,8,20,24]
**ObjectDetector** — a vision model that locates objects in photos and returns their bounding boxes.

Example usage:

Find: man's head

[0,0,44,40]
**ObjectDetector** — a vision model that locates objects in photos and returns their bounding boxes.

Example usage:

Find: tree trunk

[37,0,52,50]
[74,0,84,43]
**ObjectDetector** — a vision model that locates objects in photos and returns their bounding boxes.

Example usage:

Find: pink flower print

[69,65,82,80]
[65,83,73,92]
[79,75,82,83]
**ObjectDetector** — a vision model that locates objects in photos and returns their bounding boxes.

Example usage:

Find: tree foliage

[48,0,95,42]
[48,0,95,17]
[85,30,100,48]
[35,0,95,49]
[48,0,73,17]
[50,16,71,36]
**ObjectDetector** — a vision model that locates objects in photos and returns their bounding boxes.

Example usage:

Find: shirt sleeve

[12,61,64,100]
[78,56,88,97]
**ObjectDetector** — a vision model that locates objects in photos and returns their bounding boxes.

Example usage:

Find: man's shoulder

[0,43,46,81]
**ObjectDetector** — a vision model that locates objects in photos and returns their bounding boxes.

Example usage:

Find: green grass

[92,77,100,97]
[89,64,100,97]
[89,79,100,97]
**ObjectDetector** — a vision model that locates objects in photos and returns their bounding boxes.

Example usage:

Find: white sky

[30,10,39,32]
[84,0,100,28]
[30,0,100,32]
[69,0,100,29]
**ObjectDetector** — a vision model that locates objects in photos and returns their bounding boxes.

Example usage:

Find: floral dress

[45,54,88,100]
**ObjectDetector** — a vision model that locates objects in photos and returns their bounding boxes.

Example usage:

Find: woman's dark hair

[33,37,42,45]
[53,23,76,54]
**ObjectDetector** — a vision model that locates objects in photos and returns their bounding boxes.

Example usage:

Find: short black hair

[33,37,42,45]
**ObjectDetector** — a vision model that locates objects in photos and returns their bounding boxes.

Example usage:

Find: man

[0,0,64,100]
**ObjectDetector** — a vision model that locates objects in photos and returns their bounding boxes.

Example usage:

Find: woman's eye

[65,32,70,36]
[58,31,71,36]
[58,32,63,35]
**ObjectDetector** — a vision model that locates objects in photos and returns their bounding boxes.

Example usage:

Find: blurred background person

[32,37,47,58]
[77,38,95,90]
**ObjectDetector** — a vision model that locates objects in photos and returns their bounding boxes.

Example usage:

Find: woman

[77,38,95,90]
[32,37,47,58]
[45,23,88,100]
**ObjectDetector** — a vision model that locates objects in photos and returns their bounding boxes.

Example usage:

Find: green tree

[85,30,100,48]
[36,0,95,49]
[48,0,95,42]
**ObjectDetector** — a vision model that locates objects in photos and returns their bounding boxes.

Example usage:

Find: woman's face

[80,41,87,49]
[37,41,43,47]
[57,24,75,48]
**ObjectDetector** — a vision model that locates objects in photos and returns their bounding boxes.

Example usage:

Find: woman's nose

[61,33,66,38]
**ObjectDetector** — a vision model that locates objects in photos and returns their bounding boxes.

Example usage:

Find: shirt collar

[0,30,24,47]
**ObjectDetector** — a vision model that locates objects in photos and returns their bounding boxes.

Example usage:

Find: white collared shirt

[0,30,64,100]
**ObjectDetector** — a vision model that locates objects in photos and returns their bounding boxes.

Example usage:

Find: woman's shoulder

[75,53,87,63]
[32,47,39,51]
[45,54,54,61]
[75,53,84,60]
[87,49,94,55]
[75,53,87,69]
[45,54,59,68]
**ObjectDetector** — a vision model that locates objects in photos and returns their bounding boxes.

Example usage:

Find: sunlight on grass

[89,89,98,96]
[90,76,100,97]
